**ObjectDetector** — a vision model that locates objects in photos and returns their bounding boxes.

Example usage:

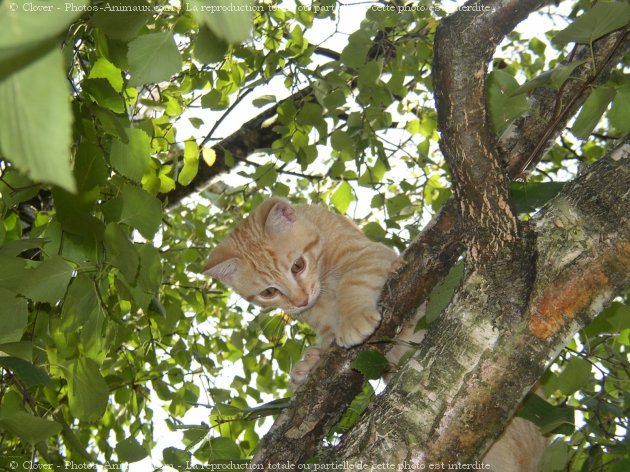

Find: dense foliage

[0,0,628,470]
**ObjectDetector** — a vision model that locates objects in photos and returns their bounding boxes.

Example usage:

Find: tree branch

[250,2,629,468]
[164,28,399,209]
[164,87,311,208]
[433,0,546,265]
[503,28,630,176]
[251,198,463,466]
[325,138,630,465]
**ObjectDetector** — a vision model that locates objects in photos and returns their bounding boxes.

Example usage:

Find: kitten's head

[203,198,323,315]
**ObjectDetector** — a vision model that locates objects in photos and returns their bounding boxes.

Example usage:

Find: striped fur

[204,197,399,350]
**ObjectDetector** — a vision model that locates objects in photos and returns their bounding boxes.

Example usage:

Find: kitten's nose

[296,297,309,308]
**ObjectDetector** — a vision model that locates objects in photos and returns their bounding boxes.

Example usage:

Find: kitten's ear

[203,246,240,284]
[264,199,297,235]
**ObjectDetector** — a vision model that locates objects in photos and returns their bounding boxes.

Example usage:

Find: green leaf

[610,460,630,472]
[119,185,163,239]
[557,357,593,396]
[571,86,615,139]
[0,256,29,292]
[358,60,381,87]
[351,350,388,380]
[330,181,354,214]
[331,383,374,435]
[52,186,104,238]
[0,239,40,258]
[385,194,411,216]
[18,256,74,304]
[340,29,372,68]
[187,0,253,44]
[137,243,162,293]
[296,102,323,126]
[0,169,40,208]
[0,341,32,361]
[202,147,216,167]
[252,94,277,108]
[426,261,464,324]
[0,0,83,48]
[584,302,630,337]
[116,437,149,463]
[127,32,183,86]
[109,128,151,182]
[324,88,347,112]
[74,141,108,193]
[261,315,287,343]
[61,275,99,332]
[163,447,191,468]
[550,60,588,89]
[0,0,88,75]
[92,0,152,41]
[80,303,107,363]
[209,437,241,460]
[0,357,53,388]
[0,289,28,344]
[194,26,229,63]
[517,393,574,435]
[511,60,587,96]
[540,440,570,471]
[275,340,302,373]
[552,2,630,45]
[67,357,109,422]
[0,411,62,444]
[609,85,630,134]
[331,129,355,155]
[88,57,124,92]
[601,302,630,332]
[201,89,230,110]
[510,181,565,214]
[104,223,140,283]
[178,140,200,186]
[363,222,386,242]
[487,70,529,135]
[213,403,242,417]
[252,163,277,187]
[94,107,130,142]
[240,397,290,417]
[82,78,126,113]
[148,296,167,318]
[0,48,76,191]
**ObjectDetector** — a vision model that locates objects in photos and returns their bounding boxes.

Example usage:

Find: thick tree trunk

[249,0,630,468]
[324,140,630,465]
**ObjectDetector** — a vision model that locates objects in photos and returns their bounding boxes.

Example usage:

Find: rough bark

[249,0,630,468]
[326,139,630,465]
[433,0,542,263]
[432,0,540,344]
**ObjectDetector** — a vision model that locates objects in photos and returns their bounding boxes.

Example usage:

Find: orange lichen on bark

[530,241,630,339]
[529,270,609,339]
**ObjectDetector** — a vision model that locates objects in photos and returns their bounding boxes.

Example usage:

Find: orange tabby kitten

[203,197,398,382]
[204,197,546,471]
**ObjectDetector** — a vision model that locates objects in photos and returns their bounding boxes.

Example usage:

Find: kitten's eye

[259,287,279,298]
[291,257,306,274]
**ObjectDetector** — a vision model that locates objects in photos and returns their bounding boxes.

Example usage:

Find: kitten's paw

[389,256,404,274]
[336,310,381,348]
[290,347,322,386]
